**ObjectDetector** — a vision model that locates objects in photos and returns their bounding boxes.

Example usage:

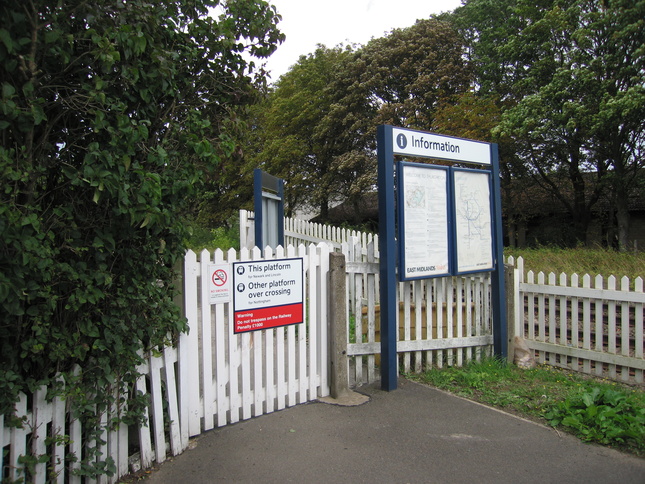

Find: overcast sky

[263,0,463,81]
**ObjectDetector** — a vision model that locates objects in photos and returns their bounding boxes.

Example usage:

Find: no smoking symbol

[212,269,227,287]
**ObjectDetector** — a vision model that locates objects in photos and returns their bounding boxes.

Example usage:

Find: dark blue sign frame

[377,125,507,392]
[254,169,285,250]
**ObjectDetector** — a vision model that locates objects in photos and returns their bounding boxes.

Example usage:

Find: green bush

[545,388,645,451]
[0,0,282,477]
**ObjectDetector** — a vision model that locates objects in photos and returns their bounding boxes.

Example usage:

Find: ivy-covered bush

[0,0,282,473]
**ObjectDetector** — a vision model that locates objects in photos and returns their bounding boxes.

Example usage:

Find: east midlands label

[232,258,303,333]
[392,127,491,165]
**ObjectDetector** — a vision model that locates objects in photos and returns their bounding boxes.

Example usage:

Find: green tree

[0,0,281,473]
[249,45,374,220]
[357,18,472,130]
[455,0,645,248]
[250,18,471,223]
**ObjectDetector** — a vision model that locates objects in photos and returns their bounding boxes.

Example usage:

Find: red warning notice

[232,258,303,334]
[234,303,303,333]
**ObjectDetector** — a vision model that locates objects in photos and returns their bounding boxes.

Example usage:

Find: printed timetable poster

[398,162,451,280]
[232,257,303,334]
[452,168,494,274]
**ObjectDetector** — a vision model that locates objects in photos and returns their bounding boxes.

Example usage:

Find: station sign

[232,257,303,333]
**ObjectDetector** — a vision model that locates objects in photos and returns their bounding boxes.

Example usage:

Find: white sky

[263,0,463,81]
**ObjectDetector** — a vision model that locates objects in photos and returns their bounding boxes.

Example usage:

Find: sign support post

[377,125,398,392]
[490,143,508,357]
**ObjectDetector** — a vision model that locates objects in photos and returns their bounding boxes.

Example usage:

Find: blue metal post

[377,125,398,391]
[490,144,508,358]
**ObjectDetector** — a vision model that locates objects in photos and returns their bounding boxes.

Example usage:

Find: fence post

[505,263,515,364]
[323,252,369,406]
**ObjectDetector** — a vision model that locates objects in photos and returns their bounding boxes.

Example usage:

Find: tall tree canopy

[454,0,645,248]
[248,18,471,222]
[248,45,374,219]
[0,0,283,450]
[358,18,472,130]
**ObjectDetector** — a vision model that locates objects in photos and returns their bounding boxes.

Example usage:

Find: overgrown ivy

[0,0,283,477]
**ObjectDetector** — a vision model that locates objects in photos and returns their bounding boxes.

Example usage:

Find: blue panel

[489,144,508,358]
[377,125,398,392]
[254,169,285,250]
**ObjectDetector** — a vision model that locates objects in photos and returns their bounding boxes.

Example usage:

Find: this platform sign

[232,258,303,334]
[208,264,231,304]
[398,162,451,280]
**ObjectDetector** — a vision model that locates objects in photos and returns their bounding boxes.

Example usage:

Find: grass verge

[408,358,645,457]
[504,246,644,281]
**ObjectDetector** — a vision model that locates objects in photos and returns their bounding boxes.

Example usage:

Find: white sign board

[232,258,303,333]
[453,169,494,273]
[392,127,491,165]
[399,163,450,279]
[208,264,231,304]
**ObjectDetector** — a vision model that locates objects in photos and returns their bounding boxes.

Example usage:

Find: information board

[232,258,303,333]
[452,169,494,273]
[398,162,451,280]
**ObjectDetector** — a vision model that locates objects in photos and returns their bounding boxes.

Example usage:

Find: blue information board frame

[377,125,507,392]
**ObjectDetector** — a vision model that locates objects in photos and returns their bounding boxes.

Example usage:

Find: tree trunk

[615,186,631,252]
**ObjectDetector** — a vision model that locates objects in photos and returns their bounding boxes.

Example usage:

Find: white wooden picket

[344,237,494,386]
[178,243,331,436]
[509,256,645,384]
[240,209,378,252]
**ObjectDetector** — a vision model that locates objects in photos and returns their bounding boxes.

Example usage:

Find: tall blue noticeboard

[377,125,506,391]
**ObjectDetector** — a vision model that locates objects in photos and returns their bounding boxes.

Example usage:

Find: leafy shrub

[0,0,282,477]
[545,388,645,451]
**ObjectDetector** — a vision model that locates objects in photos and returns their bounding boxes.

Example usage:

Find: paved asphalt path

[142,378,645,483]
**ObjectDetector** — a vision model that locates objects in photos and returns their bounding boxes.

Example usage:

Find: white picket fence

[4,213,644,483]
[1,244,331,483]
[508,256,645,384]
[343,237,494,385]
[240,209,377,251]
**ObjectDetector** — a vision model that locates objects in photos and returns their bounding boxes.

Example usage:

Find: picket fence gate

[508,256,645,384]
[0,243,331,484]
[180,244,331,436]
